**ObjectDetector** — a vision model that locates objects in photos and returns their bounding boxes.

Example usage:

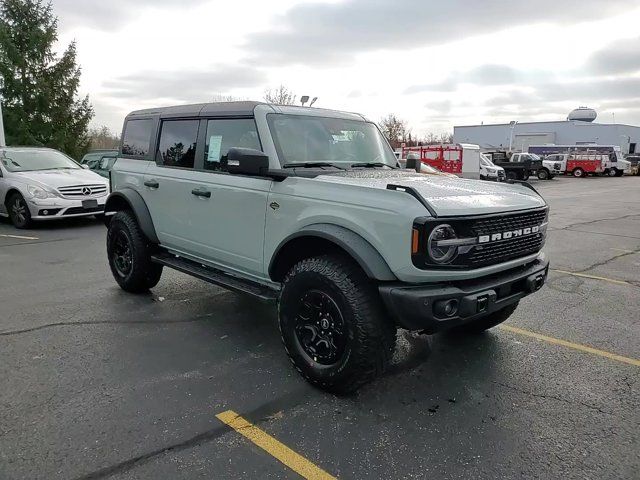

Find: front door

[143,117,271,279]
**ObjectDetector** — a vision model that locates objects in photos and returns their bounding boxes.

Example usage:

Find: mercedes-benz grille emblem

[81,187,92,196]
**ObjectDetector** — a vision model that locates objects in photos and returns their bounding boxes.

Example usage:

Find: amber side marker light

[412,228,420,254]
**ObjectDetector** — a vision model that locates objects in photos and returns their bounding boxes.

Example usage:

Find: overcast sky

[53,0,640,136]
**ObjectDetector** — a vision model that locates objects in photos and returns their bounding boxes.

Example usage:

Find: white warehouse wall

[453,121,640,154]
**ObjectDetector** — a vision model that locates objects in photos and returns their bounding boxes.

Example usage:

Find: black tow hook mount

[527,273,546,292]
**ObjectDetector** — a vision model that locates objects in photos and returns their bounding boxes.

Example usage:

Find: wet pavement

[1,176,638,479]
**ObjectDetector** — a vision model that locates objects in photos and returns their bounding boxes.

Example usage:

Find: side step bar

[151,253,279,302]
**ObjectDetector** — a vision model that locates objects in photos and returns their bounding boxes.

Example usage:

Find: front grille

[468,234,544,267]
[471,209,548,236]
[412,207,548,270]
[64,206,104,215]
[467,208,548,267]
[57,184,108,198]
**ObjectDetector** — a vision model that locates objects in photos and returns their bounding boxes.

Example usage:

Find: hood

[316,170,546,216]
[12,169,108,189]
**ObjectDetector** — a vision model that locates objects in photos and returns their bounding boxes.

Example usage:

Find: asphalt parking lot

[1,176,638,480]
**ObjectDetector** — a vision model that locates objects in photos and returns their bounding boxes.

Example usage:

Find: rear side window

[157,120,199,169]
[203,119,261,171]
[122,119,153,157]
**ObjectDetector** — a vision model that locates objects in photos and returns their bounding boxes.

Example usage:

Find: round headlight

[427,224,458,264]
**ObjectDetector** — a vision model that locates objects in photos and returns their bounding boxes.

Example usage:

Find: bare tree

[88,126,119,150]
[422,131,454,145]
[379,114,409,148]
[264,85,297,105]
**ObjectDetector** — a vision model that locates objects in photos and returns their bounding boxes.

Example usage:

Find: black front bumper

[379,258,549,333]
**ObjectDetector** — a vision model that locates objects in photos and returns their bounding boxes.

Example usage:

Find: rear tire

[537,169,549,180]
[573,168,585,178]
[506,170,517,181]
[7,192,32,229]
[453,302,519,334]
[106,210,163,293]
[521,172,529,181]
[278,254,396,394]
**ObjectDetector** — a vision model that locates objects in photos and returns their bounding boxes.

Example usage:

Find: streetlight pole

[508,120,518,152]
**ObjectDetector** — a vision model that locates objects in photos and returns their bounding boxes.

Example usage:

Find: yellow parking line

[0,233,39,240]
[216,410,336,480]
[500,325,640,367]
[550,269,632,286]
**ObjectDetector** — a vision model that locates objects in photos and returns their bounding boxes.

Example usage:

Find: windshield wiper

[350,162,397,169]
[283,162,346,170]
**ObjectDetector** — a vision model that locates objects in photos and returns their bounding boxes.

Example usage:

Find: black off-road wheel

[7,192,33,229]
[106,211,162,293]
[278,254,396,394]
[453,302,519,334]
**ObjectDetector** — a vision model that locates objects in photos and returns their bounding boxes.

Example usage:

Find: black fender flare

[104,189,159,244]
[270,224,397,281]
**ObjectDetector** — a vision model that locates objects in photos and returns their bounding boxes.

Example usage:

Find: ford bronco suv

[105,102,549,393]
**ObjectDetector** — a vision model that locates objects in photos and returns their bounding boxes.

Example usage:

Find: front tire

[7,192,33,229]
[106,211,162,293]
[608,168,618,177]
[453,302,519,334]
[278,254,396,394]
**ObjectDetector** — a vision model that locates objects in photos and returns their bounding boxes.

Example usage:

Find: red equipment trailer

[566,153,606,177]
[401,145,463,175]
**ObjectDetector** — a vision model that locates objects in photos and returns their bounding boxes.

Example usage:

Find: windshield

[267,114,397,168]
[0,149,80,172]
[480,154,495,167]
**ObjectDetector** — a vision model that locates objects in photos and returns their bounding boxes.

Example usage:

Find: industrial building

[453,107,640,155]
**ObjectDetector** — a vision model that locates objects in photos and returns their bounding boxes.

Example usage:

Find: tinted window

[122,119,153,156]
[203,119,261,171]
[157,120,199,168]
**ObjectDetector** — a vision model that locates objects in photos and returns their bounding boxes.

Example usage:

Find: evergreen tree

[0,0,93,158]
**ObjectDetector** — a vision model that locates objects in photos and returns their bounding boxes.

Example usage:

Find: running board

[151,253,279,302]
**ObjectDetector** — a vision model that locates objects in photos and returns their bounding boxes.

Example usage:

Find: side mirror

[227,148,269,176]
[81,164,90,169]
[405,152,421,172]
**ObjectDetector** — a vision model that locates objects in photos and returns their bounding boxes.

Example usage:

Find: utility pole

[0,99,5,147]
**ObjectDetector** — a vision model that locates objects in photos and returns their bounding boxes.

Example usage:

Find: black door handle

[144,180,159,188]
[191,189,211,198]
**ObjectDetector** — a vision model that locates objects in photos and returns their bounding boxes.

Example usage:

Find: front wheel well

[270,236,362,283]
[4,188,23,206]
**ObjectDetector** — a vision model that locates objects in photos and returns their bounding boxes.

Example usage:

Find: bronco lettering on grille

[478,226,540,244]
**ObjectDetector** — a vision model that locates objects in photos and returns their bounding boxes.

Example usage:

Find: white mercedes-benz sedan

[0,147,110,229]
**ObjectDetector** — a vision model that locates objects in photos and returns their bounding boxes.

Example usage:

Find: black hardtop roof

[126,101,267,119]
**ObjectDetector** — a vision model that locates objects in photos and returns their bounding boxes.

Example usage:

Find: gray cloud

[587,36,640,75]
[103,67,267,102]
[245,0,635,66]
[54,0,209,29]
[405,65,526,94]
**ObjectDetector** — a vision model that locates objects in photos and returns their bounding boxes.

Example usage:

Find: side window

[157,119,199,168]
[122,119,153,157]
[203,118,261,172]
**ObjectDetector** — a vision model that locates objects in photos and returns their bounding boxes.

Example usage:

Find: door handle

[144,180,159,188]
[191,188,211,198]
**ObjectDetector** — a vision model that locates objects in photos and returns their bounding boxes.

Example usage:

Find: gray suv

[105,101,549,393]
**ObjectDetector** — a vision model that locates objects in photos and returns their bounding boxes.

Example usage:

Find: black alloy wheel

[112,230,133,278]
[294,289,347,366]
